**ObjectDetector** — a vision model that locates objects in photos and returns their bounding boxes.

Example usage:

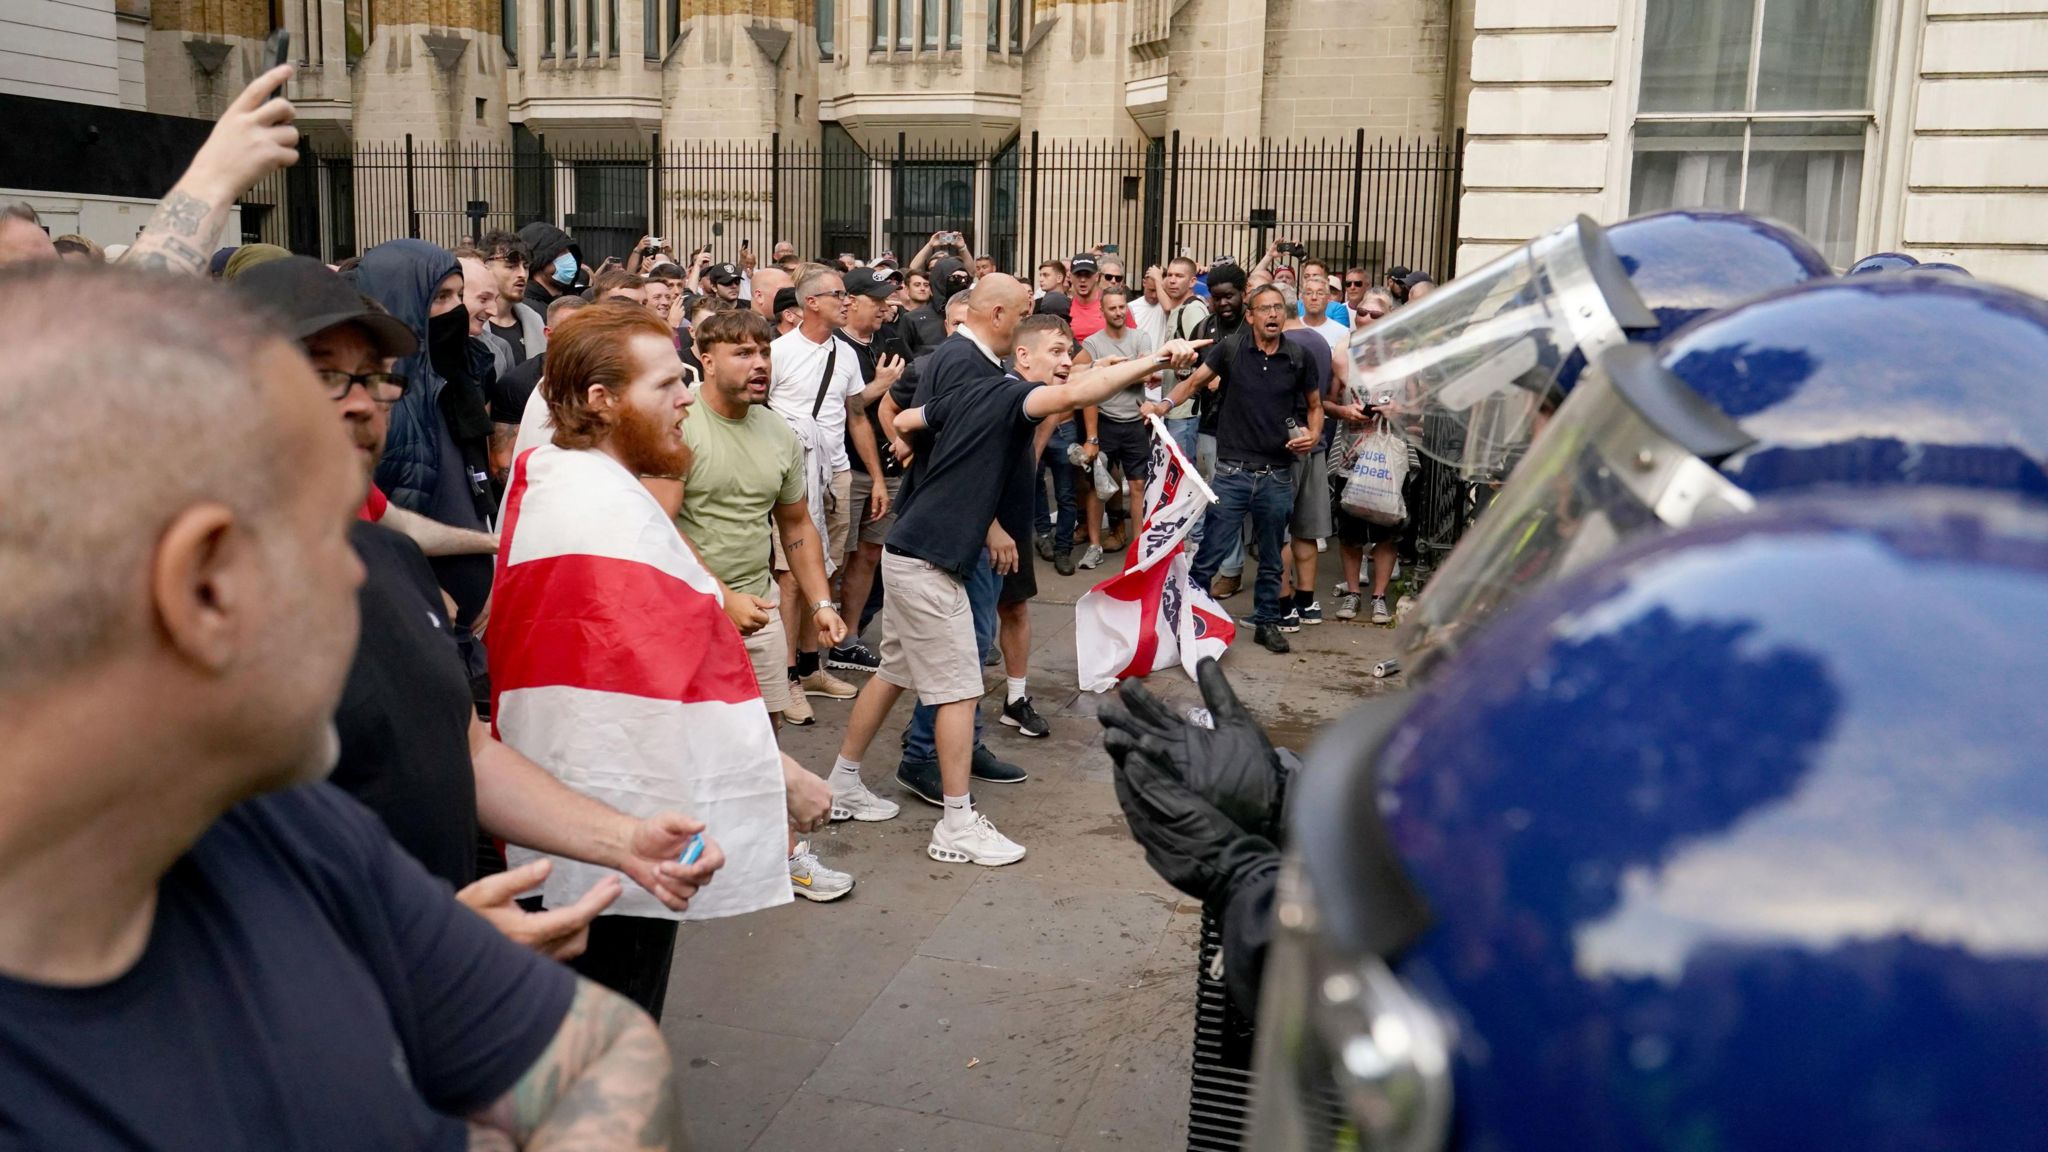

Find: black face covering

[427,304,472,382]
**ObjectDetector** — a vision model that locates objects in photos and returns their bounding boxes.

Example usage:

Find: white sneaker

[831,778,902,822]
[927,812,1027,866]
[789,842,855,902]
[1078,544,1106,570]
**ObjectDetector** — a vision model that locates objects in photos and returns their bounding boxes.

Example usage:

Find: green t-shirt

[677,397,806,597]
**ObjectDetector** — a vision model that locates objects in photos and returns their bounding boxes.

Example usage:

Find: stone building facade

[1456,0,2048,290]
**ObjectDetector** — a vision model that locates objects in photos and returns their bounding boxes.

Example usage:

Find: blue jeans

[1190,463,1294,626]
[902,549,999,763]
[1166,416,1200,464]
[1034,420,1079,552]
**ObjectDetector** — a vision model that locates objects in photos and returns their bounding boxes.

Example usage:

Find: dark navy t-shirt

[0,783,577,1149]
[888,373,1043,578]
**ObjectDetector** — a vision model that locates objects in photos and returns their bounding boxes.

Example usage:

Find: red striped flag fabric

[489,445,791,921]
[1075,418,1236,692]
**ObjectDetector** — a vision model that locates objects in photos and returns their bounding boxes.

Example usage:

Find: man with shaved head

[867,275,1034,808]
[0,263,683,1145]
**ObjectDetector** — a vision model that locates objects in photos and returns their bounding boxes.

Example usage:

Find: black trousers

[569,915,681,1021]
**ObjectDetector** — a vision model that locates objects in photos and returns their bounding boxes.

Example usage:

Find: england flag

[1075,417,1236,692]
[488,444,791,922]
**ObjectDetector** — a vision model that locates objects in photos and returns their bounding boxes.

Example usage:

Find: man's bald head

[750,266,793,320]
[0,205,57,267]
[965,273,1030,350]
[0,264,362,781]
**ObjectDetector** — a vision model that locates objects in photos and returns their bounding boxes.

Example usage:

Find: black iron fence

[249,130,1461,285]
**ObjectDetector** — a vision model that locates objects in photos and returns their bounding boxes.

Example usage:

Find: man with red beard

[490,302,793,1018]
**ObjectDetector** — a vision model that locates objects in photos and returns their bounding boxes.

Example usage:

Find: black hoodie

[517,221,584,311]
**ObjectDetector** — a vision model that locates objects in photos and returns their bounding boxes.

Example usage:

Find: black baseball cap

[772,286,800,315]
[844,267,898,299]
[1387,265,1412,281]
[233,256,418,357]
[1036,291,1072,320]
[1070,253,1100,275]
[706,262,743,286]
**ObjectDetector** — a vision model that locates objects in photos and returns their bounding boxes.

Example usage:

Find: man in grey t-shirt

[1075,283,1161,567]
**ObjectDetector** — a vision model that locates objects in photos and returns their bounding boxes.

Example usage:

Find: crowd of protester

[0,66,1434,1143]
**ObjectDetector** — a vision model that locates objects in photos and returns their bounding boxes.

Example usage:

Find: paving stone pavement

[660,546,1407,1150]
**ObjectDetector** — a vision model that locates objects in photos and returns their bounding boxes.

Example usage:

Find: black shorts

[1334,508,1403,547]
[1001,548,1038,604]
[1097,418,1152,481]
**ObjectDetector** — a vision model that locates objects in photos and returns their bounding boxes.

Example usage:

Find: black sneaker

[971,743,1029,783]
[826,641,880,671]
[1054,548,1077,576]
[1279,606,1303,633]
[1255,623,1292,654]
[1001,696,1050,738]
[895,755,944,806]
[1034,533,1055,562]
[1299,601,1324,625]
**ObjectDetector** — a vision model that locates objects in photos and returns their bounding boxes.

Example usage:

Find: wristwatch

[1086,438,1100,446]
[810,599,837,617]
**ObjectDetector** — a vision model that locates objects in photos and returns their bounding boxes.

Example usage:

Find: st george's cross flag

[1075,417,1236,692]
[488,444,791,922]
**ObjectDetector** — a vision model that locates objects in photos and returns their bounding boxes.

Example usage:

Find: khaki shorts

[772,468,855,571]
[846,470,902,548]
[741,602,790,713]
[876,550,983,707]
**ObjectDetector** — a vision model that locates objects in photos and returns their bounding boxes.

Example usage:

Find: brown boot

[1211,573,1242,599]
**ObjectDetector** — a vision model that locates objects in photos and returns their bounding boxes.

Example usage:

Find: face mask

[552,252,578,283]
[427,304,471,379]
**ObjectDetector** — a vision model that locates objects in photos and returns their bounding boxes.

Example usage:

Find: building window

[872,0,887,49]
[946,0,961,48]
[896,0,914,50]
[608,0,619,54]
[1630,0,1877,265]
[1008,0,1023,55]
[668,0,682,50]
[988,0,1000,50]
[503,0,519,59]
[543,0,556,57]
[345,0,369,66]
[921,0,937,49]
[818,0,835,57]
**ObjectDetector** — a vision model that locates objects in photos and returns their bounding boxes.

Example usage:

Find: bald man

[0,204,57,266]
[867,276,1033,805]
[0,263,682,1145]
[751,265,794,323]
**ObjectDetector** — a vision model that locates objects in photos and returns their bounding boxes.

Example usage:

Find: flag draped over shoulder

[1075,418,1236,693]
[488,445,790,921]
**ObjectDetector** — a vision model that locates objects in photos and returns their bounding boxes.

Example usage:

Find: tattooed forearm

[471,980,681,1151]
[123,191,230,277]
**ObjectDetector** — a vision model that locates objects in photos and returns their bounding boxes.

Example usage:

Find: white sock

[1006,677,1029,703]
[942,792,975,830]
[831,756,864,790]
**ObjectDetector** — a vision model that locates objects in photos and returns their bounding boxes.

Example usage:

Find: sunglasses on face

[1345,280,1366,288]
[1103,273,1125,283]
[320,369,408,404]
[1359,308,1388,320]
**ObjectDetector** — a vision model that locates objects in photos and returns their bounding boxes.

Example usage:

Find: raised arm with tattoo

[124,67,300,276]
[468,981,681,1151]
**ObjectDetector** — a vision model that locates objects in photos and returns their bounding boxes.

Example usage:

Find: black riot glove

[1099,657,1298,840]
[1107,726,1279,907]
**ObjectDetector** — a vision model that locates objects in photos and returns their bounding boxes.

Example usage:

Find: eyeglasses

[810,289,850,300]
[1103,273,1125,283]
[1344,280,1367,288]
[1250,303,1289,315]
[319,369,408,404]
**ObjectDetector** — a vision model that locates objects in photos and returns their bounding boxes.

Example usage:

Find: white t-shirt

[1310,316,1348,357]
[1126,297,1166,341]
[768,327,864,471]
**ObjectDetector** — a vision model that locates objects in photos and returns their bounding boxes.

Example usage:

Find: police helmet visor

[1349,216,1655,480]
[1397,344,1756,669]
[1247,699,1452,1152]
